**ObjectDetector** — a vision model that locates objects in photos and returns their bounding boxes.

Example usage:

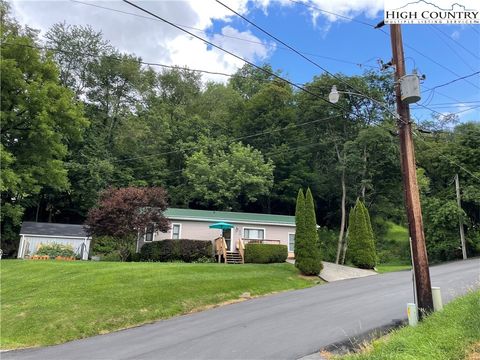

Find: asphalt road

[4,259,479,360]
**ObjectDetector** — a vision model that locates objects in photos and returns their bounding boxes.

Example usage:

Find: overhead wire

[215,0,374,98]
[432,25,480,61]
[428,25,476,72]
[284,0,480,95]
[422,71,480,93]
[2,42,240,78]
[377,28,480,91]
[288,0,376,28]
[119,0,368,119]
[70,0,377,70]
[413,131,480,182]
[76,0,477,111]
[111,114,341,163]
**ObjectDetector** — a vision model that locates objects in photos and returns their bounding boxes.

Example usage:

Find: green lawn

[375,264,411,274]
[0,260,318,349]
[341,290,480,360]
[377,221,411,271]
[384,221,409,243]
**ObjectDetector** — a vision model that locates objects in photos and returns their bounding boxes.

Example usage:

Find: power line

[416,103,480,118]
[120,0,352,115]
[415,100,480,106]
[422,71,480,93]
[2,42,241,78]
[429,26,476,72]
[378,28,480,91]
[413,131,480,182]
[110,133,367,185]
[70,0,377,70]
[432,25,480,61]
[411,103,480,110]
[111,114,341,163]
[288,0,376,28]
[215,0,373,98]
[273,2,480,94]
[79,0,477,104]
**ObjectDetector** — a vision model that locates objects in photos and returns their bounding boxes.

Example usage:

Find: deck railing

[214,236,228,263]
[237,238,245,264]
[242,239,281,245]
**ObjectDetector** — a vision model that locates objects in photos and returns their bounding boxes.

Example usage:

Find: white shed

[18,222,91,260]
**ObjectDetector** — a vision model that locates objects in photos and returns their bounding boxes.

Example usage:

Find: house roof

[164,208,295,226]
[20,222,88,238]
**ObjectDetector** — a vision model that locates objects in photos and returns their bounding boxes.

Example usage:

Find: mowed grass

[377,222,411,272]
[385,221,409,244]
[376,264,411,274]
[341,290,480,360]
[0,260,317,349]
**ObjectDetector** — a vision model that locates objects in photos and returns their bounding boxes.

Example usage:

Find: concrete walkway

[287,260,378,282]
[319,262,377,282]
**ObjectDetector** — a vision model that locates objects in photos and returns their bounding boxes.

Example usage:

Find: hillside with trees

[1,3,479,264]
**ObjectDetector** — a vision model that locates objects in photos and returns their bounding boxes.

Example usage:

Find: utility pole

[389,24,433,316]
[455,174,467,259]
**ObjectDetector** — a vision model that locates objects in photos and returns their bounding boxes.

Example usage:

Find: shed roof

[165,208,295,226]
[20,222,88,238]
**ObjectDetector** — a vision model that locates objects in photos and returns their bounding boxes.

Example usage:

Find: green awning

[209,222,234,230]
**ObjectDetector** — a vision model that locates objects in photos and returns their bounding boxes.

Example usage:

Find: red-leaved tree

[85,187,170,260]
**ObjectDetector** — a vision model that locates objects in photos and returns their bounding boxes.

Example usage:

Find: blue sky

[11,0,480,122]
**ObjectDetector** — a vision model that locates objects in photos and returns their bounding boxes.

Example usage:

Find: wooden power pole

[455,174,467,259]
[389,24,434,315]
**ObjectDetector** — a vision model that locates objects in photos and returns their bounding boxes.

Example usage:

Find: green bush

[91,236,118,255]
[36,243,76,258]
[347,200,377,269]
[126,252,141,262]
[140,240,212,262]
[101,251,122,262]
[295,188,322,275]
[244,243,288,263]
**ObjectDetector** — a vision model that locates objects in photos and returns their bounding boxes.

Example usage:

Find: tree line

[1,2,479,262]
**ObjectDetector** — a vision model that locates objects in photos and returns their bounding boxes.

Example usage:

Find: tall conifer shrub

[295,188,322,275]
[347,200,377,269]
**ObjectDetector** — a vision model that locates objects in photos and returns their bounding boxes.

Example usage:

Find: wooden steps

[225,251,243,264]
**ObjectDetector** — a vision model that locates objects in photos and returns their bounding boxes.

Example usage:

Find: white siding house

[18,222,91,260]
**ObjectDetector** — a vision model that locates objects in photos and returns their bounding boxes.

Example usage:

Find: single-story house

[136,208,298,258]
[18,222,91,260]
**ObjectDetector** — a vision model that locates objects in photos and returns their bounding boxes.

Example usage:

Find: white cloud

[10,0,385,83]
[211,26,276,62]
[10,0,274,83]
[300,0,383,25]
[451,30,461,40]
[455,102,480,120]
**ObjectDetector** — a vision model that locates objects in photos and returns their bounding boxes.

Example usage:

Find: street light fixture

[328,85,402,122]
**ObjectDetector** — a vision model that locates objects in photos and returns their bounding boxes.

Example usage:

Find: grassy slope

[0,260,317,349]
[385,221,409,244]
[377,222,411,273]
[375,264,411,274]
[341,290,480,360]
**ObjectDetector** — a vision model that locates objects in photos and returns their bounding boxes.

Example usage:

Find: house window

[145,224,154,242]
[172,224,181,239]
[244,228,265,240]
[288,233,295,252]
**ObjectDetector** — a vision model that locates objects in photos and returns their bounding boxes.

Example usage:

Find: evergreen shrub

[244,243,288,263]
[140,240,212,262]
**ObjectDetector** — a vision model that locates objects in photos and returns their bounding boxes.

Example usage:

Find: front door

[223,229,232,251]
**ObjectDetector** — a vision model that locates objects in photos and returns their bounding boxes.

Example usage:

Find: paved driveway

[4,259,479,360]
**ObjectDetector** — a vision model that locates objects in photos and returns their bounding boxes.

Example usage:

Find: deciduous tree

[85,187,170,260]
